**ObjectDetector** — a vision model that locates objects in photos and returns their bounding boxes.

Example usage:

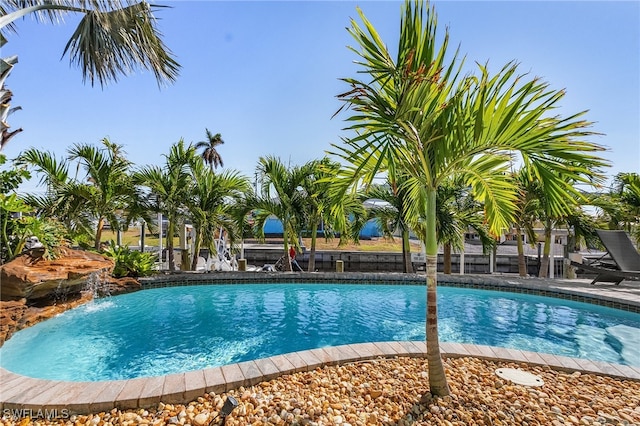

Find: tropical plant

[0,153,31,262]
[434,180,494,274]
[0,153,68,262]
[298,157,366,271]
[331,0,608,396]
[66,139,139,249]
[510,169,543,276]
[0,53,21,150]
[102,241,156,277]
[194,128,225,170]
[362,177,415,273]
[16,140,139,249]
[0,192,32,262]
[134,139,195,271]
[14,148,96,243]
[525,162,605,278]
[184,155,250,270]
[249,156,308,271]
[597,173,640,243]
[0,0,179,88]
[0,152,29,194]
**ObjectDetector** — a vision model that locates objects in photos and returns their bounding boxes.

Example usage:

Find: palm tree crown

[1,0,180,87]
[194,129,225,170]
[332,0,608,397]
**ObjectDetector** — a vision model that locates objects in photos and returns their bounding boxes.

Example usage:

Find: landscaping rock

[12,357,634,426]
[0,247,114,301]
[0,247,142,345]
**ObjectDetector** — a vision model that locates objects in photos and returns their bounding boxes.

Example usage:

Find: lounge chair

[571,230,640,285]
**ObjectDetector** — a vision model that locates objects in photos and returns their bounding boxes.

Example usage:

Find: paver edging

[1,341,639,416]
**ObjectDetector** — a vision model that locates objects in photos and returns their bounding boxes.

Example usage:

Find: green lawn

[102,229,418,252]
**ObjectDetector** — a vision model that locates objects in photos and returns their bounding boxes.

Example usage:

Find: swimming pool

[1,283,638,381]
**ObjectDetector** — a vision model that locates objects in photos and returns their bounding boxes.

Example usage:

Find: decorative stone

[0,247,115,301]
[193,413,209,426]
[0,247,144,345]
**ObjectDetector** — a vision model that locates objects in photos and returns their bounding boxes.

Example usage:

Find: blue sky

[3,1,639,194]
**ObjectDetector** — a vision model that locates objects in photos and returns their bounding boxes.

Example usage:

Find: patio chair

[571,230,640,285]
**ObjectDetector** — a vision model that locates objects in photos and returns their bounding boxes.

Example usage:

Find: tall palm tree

[511,169,542,277]
[250,156,308,271]
[331,0,608,397]
[17,138,137,249]
[66,139,137,249]
[135,139,195,270]
[298,157,365,272]
[185,156,250,270]
[363,178,415,273]
[195,129,225,170]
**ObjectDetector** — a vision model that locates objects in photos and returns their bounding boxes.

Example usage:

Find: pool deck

[1,274,639,415]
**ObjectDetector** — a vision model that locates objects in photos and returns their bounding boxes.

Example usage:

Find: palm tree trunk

[539,220,552,278]
[190,228,202,271]
[94,217,105,250]
[425,188,450,397]
[167,220,175,271]
[443,242,451,274]
[283,227,292,271]
[309,222,318,272]
[401,228,414,273]
[515,225,527,277]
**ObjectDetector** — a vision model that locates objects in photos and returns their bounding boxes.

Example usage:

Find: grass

[301,237,422,252]
[102,228,178,248]
[102,229,421,253]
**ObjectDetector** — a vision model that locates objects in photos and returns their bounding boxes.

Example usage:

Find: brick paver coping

[1,273,639,414]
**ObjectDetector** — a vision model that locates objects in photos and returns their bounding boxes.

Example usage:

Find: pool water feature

[1,283,638,381]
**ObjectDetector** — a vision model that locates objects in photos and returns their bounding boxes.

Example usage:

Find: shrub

[102,241,156,278]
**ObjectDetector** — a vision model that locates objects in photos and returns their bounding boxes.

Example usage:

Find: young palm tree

[185,156,250,270]
[135,140,195,270]
[250,156,308,271]
[298,158,331,272]
[66,139,137,249]
[435,180,494,275]
[298,157,366,271]
[15,149,92,243]
[511,169,542,277]
[363,178,415,273]
[194,129,225,170]
[18,138,137,249]
[594,173,640,243]
[331,0,608,397]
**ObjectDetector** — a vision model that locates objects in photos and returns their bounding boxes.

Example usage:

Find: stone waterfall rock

[0,247,142,345]
[0,246,115,301]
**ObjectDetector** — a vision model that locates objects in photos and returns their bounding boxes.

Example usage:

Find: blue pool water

[1,284,639,381]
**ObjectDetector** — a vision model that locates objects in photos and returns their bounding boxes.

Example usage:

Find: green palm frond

[61,2,179,87]
[15,148,69,189]
[2,1,180,87]
[194,129,225,170]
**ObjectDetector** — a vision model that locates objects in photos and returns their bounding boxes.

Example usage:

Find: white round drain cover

[495,368,544,386]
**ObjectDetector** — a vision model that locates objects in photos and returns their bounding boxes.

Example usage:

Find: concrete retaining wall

[243,248,564,276]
